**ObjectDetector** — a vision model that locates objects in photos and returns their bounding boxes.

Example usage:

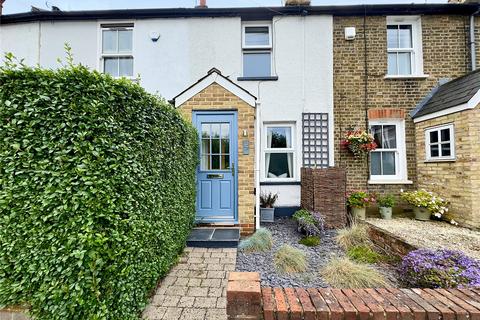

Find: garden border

[363,221,419,258]
[226,272,480,320]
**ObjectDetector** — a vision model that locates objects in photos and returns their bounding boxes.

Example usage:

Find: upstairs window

[425,124,455,161]
[242,25,272,78]
[101,24,134,77]
[386,17,423,77]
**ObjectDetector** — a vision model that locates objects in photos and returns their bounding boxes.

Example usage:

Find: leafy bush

[239,228,273,252]
[299,236,320,247]
[346,245,384,264]
[292,209,325,237]
[347,191,376,208]
[400,249,480,288]
[336,224,371,250]
[376,194,396,208]
[320,257,389,288]
[0,55,198,319]
[274,245,308,274]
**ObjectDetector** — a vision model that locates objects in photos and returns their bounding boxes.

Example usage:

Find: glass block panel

[302,113,329,168]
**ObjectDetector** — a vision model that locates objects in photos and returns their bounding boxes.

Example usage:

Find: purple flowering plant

[400,248,480,288]
[292,209,325,237]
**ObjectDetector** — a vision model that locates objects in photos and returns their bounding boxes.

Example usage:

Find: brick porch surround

[227,272,480,320]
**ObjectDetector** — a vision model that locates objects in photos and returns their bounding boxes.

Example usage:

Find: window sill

[368,179,413,185]
[384,74,429,80]
[424,158,456,163]
[261,181,301,186]
[237,76,278,81]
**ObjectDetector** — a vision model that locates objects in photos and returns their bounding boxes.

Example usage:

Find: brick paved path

[142,247,237,320]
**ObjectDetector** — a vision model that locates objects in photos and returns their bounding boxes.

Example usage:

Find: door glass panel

[221,155,230,170]
[211,155,220,170]
[211,139,220,154]
[211,124,221,138]
[200,122,231,171]
[221,139,230,153]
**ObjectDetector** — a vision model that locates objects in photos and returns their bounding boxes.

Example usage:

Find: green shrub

[239,228,273,252]
[0,55,198,319]
[346,245,384,264]
[299,236,320,247]
[274,245,308,274]
[320,257,389,288]
[336,224,371,250]
[376,194,396,208]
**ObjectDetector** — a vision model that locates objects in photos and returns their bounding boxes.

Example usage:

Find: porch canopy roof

[170,68,257,108]
[411,68,480,123]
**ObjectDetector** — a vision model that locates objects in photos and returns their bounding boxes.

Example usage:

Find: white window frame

[386,16,425,78]
[98,22,134,79]
[425,124,455,161]
[263,123,296,182]
[241,23,273,78]
[368,119,409,184]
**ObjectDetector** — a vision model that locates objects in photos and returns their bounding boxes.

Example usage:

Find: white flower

[445,208,449,212]
[400,188,404,193]
[434,213,441,218]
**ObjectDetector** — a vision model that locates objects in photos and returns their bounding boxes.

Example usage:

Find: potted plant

[377,194,396,220]
[260,192,278,223]
[346,191,376,220]
[341,130,377,158]
[400,189,449,221]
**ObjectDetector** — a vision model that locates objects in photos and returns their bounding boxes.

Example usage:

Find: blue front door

[194,112,238,223]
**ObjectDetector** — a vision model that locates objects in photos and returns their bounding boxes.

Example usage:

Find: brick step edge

[226,272,480,320]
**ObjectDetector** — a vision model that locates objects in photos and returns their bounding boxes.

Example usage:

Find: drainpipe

[255,102,261,231]
[470,9,479,71]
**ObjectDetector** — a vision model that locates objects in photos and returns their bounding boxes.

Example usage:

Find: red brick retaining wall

[364,222,419,258]
[227,272,480,320]
[301,167,347,229]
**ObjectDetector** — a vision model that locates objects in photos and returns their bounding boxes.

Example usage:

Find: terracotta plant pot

[414,207,431,221]
[352,207,366,220]
[379,207,392,220]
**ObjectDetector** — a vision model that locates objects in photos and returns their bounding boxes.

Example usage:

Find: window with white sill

[425,124,455,161]
[369,120,408,182]
[264,124,295,180]
[242,24,272,78]
[386,16,423,77]
[101,24,134,77]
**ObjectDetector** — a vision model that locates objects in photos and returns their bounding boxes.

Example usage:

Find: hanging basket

[341,130,377,158]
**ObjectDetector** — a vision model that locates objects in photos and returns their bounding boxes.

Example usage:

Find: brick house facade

[333,14,478,197]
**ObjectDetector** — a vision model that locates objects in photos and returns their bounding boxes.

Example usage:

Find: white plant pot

[379,207,392,220]
[352,207,366,220]
[414,207,431,221]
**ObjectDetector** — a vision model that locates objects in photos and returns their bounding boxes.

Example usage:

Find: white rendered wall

[0,15,334,208]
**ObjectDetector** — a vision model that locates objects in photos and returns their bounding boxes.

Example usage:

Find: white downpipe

[255,102,261,231]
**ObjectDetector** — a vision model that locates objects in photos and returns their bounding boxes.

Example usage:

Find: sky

[3,0,448,15]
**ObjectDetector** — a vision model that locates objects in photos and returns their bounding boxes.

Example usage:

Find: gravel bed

[236,217,398,288]
[367,218,480,260]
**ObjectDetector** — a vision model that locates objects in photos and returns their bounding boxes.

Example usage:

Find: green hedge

[0,58,198,319]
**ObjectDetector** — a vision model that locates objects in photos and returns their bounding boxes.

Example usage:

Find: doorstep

[187,227,240,248]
